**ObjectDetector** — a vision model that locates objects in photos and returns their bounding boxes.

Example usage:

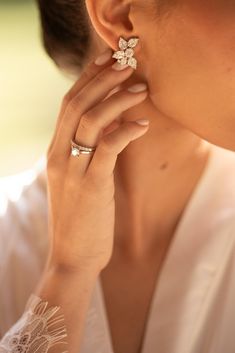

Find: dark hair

[36,0,173,70]
[36,0,91,70]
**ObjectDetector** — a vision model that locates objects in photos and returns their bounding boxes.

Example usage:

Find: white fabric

[0,294,68,353]
[0,144,235,353]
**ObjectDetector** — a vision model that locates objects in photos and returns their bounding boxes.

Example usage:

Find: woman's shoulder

[0,156,49,259]
[0,157,48,240]
[206,144,235,180]
[200,145,235,227]
[0,158,49,334]
[199,145,235,262]
[0,157,49,258]
[201,144,235,206]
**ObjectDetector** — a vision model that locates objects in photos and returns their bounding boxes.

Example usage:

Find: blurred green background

[0,0,71,176]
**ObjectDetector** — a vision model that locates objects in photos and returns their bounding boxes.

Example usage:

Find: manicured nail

[128,83,148,93]
[95,49,113,66]
[112,62,129,71]
[135,119,150,126]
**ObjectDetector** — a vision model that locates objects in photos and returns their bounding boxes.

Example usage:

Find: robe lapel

[80,145,235,353]
[141,203,235,353]
[141,146,235,353]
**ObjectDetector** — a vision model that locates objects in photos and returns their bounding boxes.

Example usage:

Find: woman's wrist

[33,256,101,352]
[40,260,102,291]
[45,247,105,279]
[46,261,101,278]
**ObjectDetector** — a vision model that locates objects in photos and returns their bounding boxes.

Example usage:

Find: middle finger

[74,83,148,148]
[69,83,148,174]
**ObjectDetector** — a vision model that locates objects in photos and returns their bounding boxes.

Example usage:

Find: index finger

[64,48,114,105]
[48,48,114,155]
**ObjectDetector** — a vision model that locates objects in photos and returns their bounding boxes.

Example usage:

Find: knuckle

[46,157,59,176]
[80,69,90,83]
[80,61,97,80]
[66,95,82,115]
[83,63,97,79]
[79,112,94,129]
[95,69,112,86]
[94,73,105,86]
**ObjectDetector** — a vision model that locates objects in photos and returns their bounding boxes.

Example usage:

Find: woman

[1,0,235,352]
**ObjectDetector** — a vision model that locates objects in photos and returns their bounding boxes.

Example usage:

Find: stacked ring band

[71,139,97,157]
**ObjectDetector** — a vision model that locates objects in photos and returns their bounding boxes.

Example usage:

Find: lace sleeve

[0,294,68,353]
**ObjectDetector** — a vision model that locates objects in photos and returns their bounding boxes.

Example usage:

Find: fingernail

[128,83,148,93]
[112,62,129,71]
[135,119,150,126]
[95,49,113,66]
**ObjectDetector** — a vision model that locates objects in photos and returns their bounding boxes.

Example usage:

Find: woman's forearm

[35,265,101,353]
[0,265,100,353]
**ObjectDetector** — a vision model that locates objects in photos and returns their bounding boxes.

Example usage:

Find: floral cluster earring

[112,37,139,70]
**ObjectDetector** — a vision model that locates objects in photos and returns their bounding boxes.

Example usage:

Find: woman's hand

[46,49,149,275]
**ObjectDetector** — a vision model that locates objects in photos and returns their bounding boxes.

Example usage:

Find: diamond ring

[71,140,96,157]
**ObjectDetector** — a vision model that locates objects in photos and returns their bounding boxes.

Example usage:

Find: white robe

[0,143,235,353]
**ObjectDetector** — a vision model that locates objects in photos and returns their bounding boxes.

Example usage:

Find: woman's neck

[113,99,212,259]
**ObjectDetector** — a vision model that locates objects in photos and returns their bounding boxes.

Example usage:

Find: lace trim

[0,294,68,353]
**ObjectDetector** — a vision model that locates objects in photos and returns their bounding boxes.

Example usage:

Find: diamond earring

[112,37,139,70]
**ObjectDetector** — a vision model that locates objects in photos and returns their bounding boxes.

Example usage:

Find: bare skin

[101,136,210,353]
[76,1,235,352]
[82,0,235,257]
[5,1,235,353]
[100,137,211,353]
[36,55,151,353]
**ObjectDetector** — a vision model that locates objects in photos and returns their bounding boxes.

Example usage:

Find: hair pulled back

[36,0,173,69]
[37,0,90,69]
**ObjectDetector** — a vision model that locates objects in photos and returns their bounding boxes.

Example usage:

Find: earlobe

[85,0,134,50]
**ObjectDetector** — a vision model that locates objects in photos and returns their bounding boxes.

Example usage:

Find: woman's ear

[85,0,135,50]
